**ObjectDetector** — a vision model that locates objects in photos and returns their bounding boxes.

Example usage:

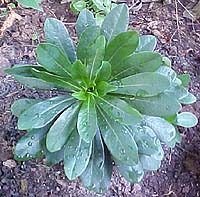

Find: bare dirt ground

[0,0,200,196]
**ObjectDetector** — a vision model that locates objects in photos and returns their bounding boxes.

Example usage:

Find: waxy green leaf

[136,35,157,52]
[95,61,111,82]
[112,72,170,97]
[44,18,76,63]
[177,74,190,87]
[101,4,129,42]
[175,112,198,128]
[78,95,97,142]
[179,93,196,104]
[46,103,79,152]
[98,107,138,165]
[37,43,71,77]
[104,31,139,67]
[18,95,75,130]
[64,129,92,180]
[96,81,117,96]
[16,0,43,11]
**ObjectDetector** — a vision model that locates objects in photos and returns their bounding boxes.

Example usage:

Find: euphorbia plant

[6,4,198,194]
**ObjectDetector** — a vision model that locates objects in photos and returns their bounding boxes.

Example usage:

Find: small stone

[3,159,17,168]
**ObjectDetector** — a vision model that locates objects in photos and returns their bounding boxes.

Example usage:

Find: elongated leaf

[111,52,162,80]
[143,116,176,146]
[37,43,71,77]
[16,0,43,11]
[46,102,79,152]
[136,35,157,52]
[11,98,40,117]
[175,112,198,128]
[80,129,112,194]
[156,66,176,82]
[31,68,81,92]
[18,95,75,130]
[97,107,138,165]
[95,61,111,82]
[179,93,196,104]
[96,81,117,96]
[104,31,139,67]
[5,65,57,90]
[101,4,129,42]
[87,35,106,80]
[77,26,100,62]
[165,85,189,100]
[112,72,170,97]
[115,160,144,183]
[44,18,76,63]
[78,95,97,142]
[126,93,181,117]
[76,9,96,37]
[15,125,50,161]
[64,129,92,180]
[97,96,142,125]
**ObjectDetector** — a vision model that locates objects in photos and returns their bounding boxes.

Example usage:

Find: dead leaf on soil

[0,10,22,38]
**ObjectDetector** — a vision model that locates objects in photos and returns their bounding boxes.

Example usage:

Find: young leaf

[115,160,144,183]
[44,18,76,63]
[101,4,129,42]
[77,95,97,142]
[36,43,71,77]
[96,81,117,96]
[177,74,190,87]
[112,72,170,97]
[126,93,181,117]
[175,112,198,128]
[97,107,138,165]
[11,98,40,117]
[77,26,100,62]
[95,61,111,82]
[143,116,176,146]
[167,129,182,148]
[46,103,79,152]
[97,96,142,125]
[136,35,157,52]
[64,129,92,180]
[179,93,196,104]
[15,126,50,161]
[80,129,112,194]
[18,95,75,130]
[5,65,57,90]
[104,31,139,67]
[16,0,43,11]
[111,52,162,80]
[76,9,96,37]
[87,35,106,80]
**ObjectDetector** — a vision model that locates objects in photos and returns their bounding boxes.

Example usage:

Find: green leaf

[77,95,97,142]
[97,107,138,165]
[72,91,88,101]
[31,68,81,92]
[18,95,75,130]
[179,93,196,104]
[97,96,142,125]
[44,18,76,63]
[167,129,182,148]
[16,0,43,11]
[143,116,176,146]
[36,43,71,77]
[136,35,157,52]
[76,9,96,37]
[96,81,117,96]
[77,26,100,62]
[15,126,50,161]
[70,0,86,13]
[64,129,92,180]
[46,102,79,152]
[104,31,139,67]
[5,65,57,90]
[115,160,144,183]
[111,52,162,80]
[177,74,190,87]
[11,98,40,117]
[93,0,104,10]
[112,72,170,97]
[126,93,181,117]
[45,147,65,167]
[162,57,172,67]
[95,61,111,82]
[101,4,129,42]
[175,112,198,128]
[165,85,189,100]
[156,66,176,82]
[87,35,106,80]
[80,129,112,194]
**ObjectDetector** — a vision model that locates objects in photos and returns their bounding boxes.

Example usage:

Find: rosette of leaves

[6,4,198,194]
[70,0,117,24]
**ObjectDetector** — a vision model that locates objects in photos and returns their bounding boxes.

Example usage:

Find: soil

[0,0,200,196]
